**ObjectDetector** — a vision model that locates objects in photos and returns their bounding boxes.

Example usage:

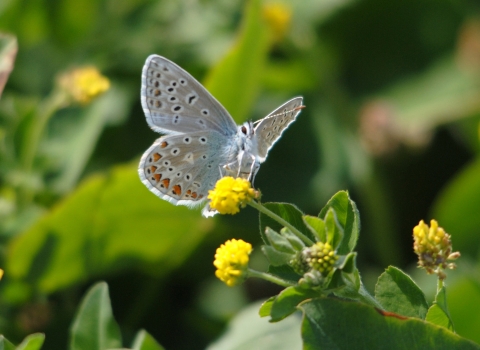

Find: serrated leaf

[375,266,428,319]
[269,286,319,323]
[131,330,165,350]
[303,216,326,242]
[319,191,360,254]
[14,333,45,350]
[301,298,480,350]
[70,282,122,350]
[203,0,269,123]
[259,203,313,245]
[264,227,296,254]
[261,245,294,266]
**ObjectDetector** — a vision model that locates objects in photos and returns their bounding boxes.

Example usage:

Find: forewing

[253,96,304,161]
[141,55,238,136]
[138,130,231,207]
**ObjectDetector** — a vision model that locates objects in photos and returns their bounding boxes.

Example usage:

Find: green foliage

[300,298,479,350]
[0,0,480,348]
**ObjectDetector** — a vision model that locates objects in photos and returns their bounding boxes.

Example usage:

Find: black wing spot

[173,115,180,124]
[180,79,187,85]
[199,137,207,144]
[172,81,178,87]
[171,148,180,155]
[169,96,177,102]
[173,105,183,112]
[167,87,175,93]
[183,137,191,144]
[187,94,197,104]
[202,155,207,159]
[156,73,161,78]
[201,109,209,116]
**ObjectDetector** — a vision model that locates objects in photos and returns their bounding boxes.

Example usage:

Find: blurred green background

[1,0,480,348]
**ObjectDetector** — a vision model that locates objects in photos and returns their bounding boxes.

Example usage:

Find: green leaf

[267,265,301,286]
[7,163,211,293]
[14,334,45,350]
[303,216,326,242]
[0,335,16,350]
[259,203,313,244]
[426,286,454,331]
[375,266,429,319]
[207,301,302,350]
[432,156,480,256]
[280,228,305,251]
[261,245,294,266]
[300,298,480,350]
[258,296,275,318]
[270,286,319,322]
[131,330,165,350]
[324,208,343,250]
[264,227,296,254]
[70,282,122,350]
[319,191,360,254]
[203,0,269,123]
[49,86,133,193]
[0,33,17,98]
[426,304,451,331]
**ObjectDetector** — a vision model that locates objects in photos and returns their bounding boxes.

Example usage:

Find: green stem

[247,268,294,287]
[19,89,68,206]
[437,277,444,294]
[248,200,315,246]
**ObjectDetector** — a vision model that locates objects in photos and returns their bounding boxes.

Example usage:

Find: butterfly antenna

[253,105,306,125]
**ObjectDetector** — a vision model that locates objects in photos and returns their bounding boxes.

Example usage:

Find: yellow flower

[208,177,256,215]
[263,3,292,43]
[214,239,252,287]
[59,66,110,105]
[413,220,460,280]
[304,242,338,276]
[0,269,3,280]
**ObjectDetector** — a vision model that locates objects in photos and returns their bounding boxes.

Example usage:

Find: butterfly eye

[241,126,247,135]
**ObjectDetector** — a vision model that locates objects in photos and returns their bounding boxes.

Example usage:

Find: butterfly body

[139,55,304,216]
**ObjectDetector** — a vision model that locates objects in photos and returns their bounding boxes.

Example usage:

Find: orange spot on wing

[198,195,204,199]
[150,165,158,173]
[161,141,168,148]
[153,173,162,182]
[191,192,198,199]
[162,178,170,188]
[172,185,182,195]
[153,153,162,161]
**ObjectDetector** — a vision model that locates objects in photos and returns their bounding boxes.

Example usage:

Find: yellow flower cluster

[413,219,460,279]
[263,3,292,43]
[208,177,256,215]
[59,66,110,105]
[305,242,338,276]
[0,269,3,280]
[214,239,252,287]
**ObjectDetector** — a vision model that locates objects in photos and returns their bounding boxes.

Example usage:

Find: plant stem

[437,276,444,294]
[247,268,294,287]
[19,89,68,206]
[248,200,315,246]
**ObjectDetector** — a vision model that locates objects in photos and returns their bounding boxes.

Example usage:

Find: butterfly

[138,55,304,217]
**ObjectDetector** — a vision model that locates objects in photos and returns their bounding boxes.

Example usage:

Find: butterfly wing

[139,130,231,207]
[141,55,238,136]
[253,96,304,162]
